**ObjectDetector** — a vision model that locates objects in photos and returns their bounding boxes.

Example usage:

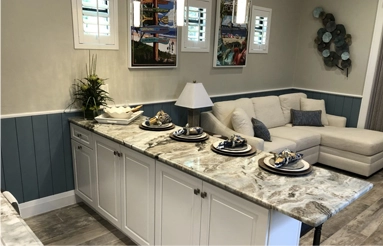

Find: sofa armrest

[326,114,347,127]
[201,111,265,150]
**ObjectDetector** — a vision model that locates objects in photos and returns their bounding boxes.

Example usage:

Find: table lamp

[175,81,213,126]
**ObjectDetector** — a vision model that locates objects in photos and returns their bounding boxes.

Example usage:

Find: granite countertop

[1,193,43,246]
[70,117,373,227]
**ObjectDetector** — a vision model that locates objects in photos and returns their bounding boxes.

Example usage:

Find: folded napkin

[174,124,203,136]
[272,149,303,168]
[217,135,247,149]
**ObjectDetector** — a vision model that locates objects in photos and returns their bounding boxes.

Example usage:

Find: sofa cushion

[251,96,285,128]
[212,98,255,129]
[231,108,254,136]
[279,93,307,124]
[263,136,297,153]
[269,127,321,151]
[294,126,383,156]
[291,109,323,127]
[300,98,329,125]
[251,118,271,141]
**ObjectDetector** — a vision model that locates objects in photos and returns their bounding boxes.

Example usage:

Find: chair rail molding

[358,0,383,128]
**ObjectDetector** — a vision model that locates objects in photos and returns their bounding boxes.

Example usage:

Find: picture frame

[212,0,250,68]
[128,0,178,68]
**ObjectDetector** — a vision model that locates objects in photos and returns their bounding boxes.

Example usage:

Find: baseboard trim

[19,190,80,218]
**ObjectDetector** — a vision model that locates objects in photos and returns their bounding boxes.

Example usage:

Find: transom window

[249,6,272,53]
[71,0,119,50]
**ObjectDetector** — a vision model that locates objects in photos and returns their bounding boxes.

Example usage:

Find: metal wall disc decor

[313,7,352,77]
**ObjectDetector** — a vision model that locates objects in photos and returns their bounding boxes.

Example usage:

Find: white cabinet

[94,135,122,229]
[200,182,269,245]
[71,139,96,207]
[120,147,155,246]
[155,162,203,245]
[155,161,270,246]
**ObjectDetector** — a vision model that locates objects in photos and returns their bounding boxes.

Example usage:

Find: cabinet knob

[77,146,82,150]
[113,151,117,156]
[77,133,82,137]
[194,188,200,195]
[201,192,207,198]
[118,152,122,157]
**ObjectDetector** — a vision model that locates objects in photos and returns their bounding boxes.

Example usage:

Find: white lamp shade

[175,82,213,109]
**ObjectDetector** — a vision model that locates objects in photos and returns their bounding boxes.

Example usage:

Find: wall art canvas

[213,0,249,67]
[129,0,177,68]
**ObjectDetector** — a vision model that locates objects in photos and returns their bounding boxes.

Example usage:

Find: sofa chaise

[201,93,383,177]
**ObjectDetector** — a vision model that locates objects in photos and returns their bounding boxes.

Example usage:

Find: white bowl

[104,106,133,119]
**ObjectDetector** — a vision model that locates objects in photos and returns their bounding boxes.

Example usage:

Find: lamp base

[187,109,200,127]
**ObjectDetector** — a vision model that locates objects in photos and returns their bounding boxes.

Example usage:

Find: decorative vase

[84,109,97,120]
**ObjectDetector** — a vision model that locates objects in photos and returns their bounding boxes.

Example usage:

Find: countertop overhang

[69,117,373,227]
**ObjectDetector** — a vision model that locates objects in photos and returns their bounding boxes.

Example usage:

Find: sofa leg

[313,224,323,246]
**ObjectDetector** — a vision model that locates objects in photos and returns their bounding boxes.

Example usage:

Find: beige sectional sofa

[201,93,383,177]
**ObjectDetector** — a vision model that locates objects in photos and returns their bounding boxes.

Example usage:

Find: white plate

[264,156,310,172]
[212,141,251,153]
[173,132,207,139]
[95,111,143,125]
[141,122,173,128]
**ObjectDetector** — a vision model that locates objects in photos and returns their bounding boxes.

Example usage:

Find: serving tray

[95,111,144,125]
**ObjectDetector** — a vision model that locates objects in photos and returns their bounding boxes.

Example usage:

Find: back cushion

[251,96,285,128]
[279,93,307,124]
[212,98,255,129]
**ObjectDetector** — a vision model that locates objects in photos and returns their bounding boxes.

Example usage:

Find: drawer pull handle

[194,189,200,195]
[118,152,122,157]
[77,146,82,150]
[77,133,82,137]
[113,151,117,156]
[201,192,207,198]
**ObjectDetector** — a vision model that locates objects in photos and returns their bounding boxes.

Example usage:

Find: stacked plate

[139,122,175,131]
[210,141,257,157]
[170,131,209,142]
[258,156,312,176]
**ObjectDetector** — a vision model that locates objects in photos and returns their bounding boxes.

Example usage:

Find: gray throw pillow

[291,109,324,127]
[251,118,272,142]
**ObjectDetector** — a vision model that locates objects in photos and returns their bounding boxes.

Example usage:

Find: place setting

[211,135,257,157]
[170,124,209,142]
[258,149,313,176]
[139,110,175,131]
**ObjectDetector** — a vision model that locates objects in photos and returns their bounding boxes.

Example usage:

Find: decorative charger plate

[95,111,144,125]
[263,156,309,172]
[212,141,252,153]
[139,122,175,131]
[169,132,209,142]
[210,141,257,157]
[258,158,313,176]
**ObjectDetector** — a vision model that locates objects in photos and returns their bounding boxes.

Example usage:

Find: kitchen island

[69,117,372,245]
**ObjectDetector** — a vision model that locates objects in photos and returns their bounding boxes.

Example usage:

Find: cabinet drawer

[71,124,94,149]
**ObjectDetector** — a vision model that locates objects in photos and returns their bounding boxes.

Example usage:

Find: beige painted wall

[1,0,301,115]
[293,0,379,95]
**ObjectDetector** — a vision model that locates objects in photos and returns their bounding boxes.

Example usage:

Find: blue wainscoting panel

[47,114,67,194]
[1,118,24,202]
[15,117,39,201]
[32,115,54,198]
[61,113,77,191]
[294,89,362,127]
[1,158,6,191]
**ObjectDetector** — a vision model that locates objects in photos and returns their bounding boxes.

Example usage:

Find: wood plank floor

[25,203,136,245]
[25,166,383,245]
[300,165,383,245]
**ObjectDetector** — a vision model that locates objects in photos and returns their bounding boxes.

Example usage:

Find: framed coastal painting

[129,0,178,68]
[213,0,250,67]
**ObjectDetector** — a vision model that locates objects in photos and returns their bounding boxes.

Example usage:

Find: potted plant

[70,54,113,120]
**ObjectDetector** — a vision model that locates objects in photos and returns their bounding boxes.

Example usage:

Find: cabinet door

[155,161,202,245]
[94,135,121,229]
[120,147,155,246]
[200,182,270,246]
[71,140,96,207]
